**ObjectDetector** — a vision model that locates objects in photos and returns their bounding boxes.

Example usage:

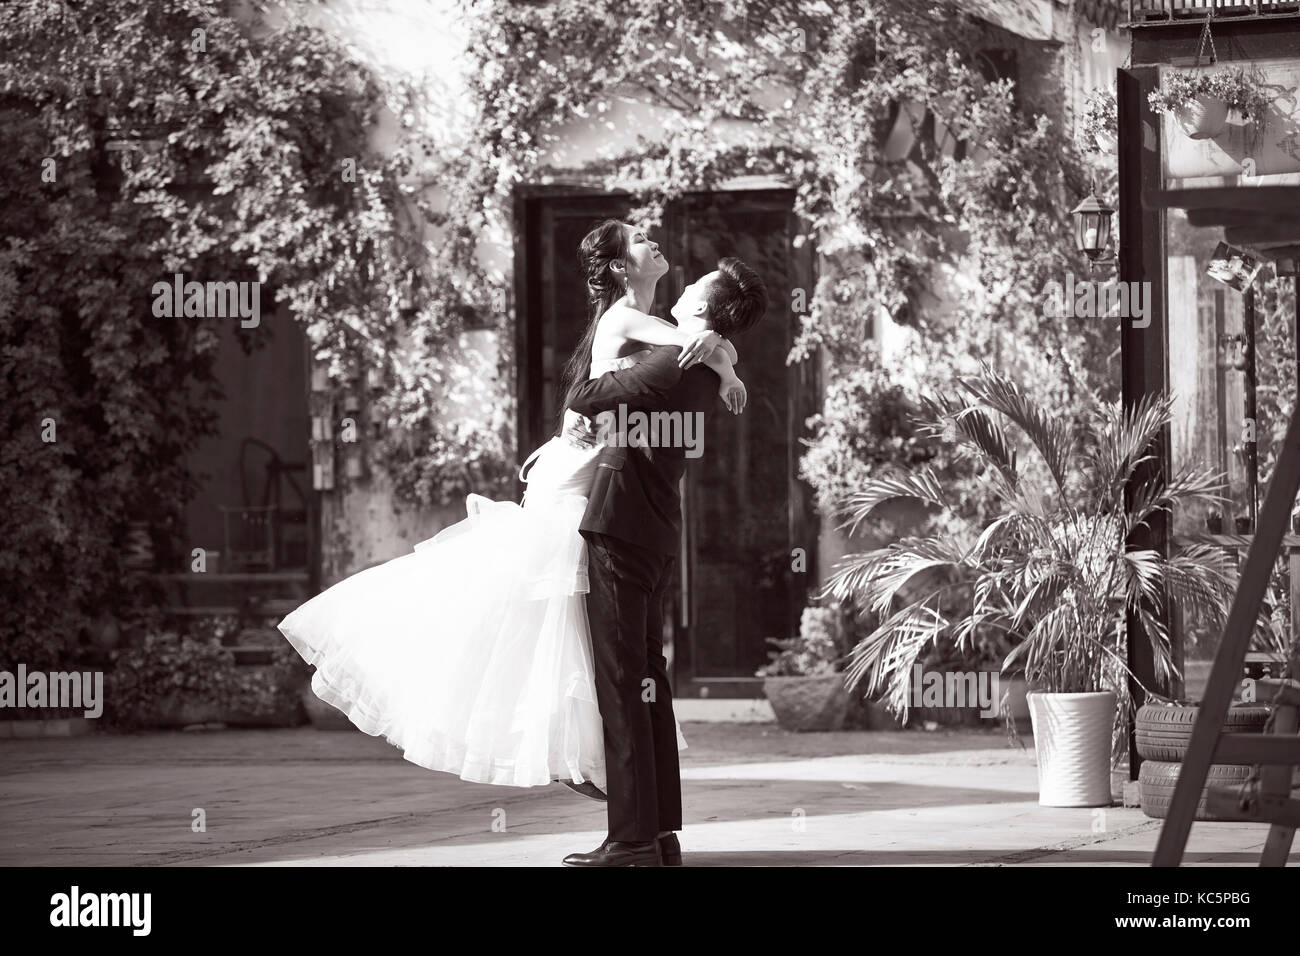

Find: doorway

[514,187,818,696]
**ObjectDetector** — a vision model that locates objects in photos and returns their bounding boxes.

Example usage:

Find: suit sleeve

[566,346,686,417]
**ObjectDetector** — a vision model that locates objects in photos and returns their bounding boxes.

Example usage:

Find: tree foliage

[0,0,506,666]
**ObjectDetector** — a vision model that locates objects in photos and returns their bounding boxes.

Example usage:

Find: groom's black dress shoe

[560,779,607,802]
[658,832,682,866]
[562,840,662,867]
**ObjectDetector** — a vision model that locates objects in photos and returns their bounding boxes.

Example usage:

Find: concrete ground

[0,723,1289,866]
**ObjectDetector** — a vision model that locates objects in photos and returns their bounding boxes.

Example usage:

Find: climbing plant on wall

[0,0,511,667]
[0,0,1120,667]
[441,0,1116,516]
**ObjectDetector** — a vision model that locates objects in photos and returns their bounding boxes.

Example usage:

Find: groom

[560,257,768,866]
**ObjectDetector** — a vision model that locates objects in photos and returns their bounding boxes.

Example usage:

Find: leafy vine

[446,0,1114,514]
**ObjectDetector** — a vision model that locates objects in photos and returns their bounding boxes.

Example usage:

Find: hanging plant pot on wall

[1174,95,1229,140]
[1148,68,1269,143]
[1080,88,1117,154]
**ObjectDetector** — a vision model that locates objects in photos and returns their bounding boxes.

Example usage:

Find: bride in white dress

[277,219,744,792]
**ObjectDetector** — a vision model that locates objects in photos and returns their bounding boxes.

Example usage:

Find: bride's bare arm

[609,307,739,365]
[607,307,746,414]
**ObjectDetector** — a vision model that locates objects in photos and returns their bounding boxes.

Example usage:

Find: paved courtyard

[0,723,1287,866]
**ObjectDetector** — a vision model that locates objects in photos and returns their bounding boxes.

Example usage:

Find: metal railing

[1128,0,1300,23]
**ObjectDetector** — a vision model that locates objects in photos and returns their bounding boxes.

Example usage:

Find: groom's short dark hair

[706,257,767,337]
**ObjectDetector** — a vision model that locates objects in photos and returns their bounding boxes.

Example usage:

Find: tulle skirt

[278,435,686,792]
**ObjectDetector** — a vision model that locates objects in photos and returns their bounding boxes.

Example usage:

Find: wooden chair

[1153,406,1300,866]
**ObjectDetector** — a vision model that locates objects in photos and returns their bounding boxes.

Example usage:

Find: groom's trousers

[582,531,682,843]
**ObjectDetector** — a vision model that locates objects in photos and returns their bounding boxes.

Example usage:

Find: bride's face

[619,223,668,284]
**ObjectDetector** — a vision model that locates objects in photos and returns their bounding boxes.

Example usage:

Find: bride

[277,219,745,793]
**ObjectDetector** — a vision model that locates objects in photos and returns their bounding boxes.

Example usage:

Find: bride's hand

[678,330,722,369]
[719,375,747,415]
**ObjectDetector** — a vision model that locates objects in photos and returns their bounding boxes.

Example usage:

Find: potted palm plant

[1148,67,1269,141]
[821,370,1237,806]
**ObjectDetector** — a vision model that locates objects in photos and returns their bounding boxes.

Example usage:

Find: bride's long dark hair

[557,219,628,419]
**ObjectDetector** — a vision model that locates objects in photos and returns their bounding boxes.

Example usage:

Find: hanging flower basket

[1079,89,1117,153]
[1174,95,1230,140]
[1148,68,1269,142]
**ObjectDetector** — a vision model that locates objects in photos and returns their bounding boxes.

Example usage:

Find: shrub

[107,631,238,729]
[757,606,846,678]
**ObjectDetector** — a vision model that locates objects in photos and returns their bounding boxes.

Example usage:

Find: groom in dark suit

[560,257,767,866]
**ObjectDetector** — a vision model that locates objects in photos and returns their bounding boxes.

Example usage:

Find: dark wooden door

[515,188,817,696]
[663,191,816,697]
[516,194,635,451]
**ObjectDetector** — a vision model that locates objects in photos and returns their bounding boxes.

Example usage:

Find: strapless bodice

[553,348,652,439]
[520,349,655,502]
[588,348,652,378]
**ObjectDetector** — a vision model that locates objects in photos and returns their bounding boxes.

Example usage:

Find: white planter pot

[1174,95,1229,140]
[1028,691,1116,807]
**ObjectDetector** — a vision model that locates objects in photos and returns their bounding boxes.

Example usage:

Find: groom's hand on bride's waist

[562,413,602,449]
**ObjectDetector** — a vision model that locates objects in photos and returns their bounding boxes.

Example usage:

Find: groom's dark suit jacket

[564,345,718,556]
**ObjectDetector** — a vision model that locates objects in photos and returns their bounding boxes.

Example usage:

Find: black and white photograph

[1207,240,1264,291]
[2,0,1300,932]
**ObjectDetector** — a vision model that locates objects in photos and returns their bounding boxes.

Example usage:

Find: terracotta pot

[1174,95,1229,140]
[1028,691,1116,807]
[762,675,851,732]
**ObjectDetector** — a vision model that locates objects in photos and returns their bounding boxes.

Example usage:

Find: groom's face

[670,271,717,334]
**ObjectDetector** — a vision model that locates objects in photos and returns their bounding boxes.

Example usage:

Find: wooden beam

[1186,207,1300,228]
[1145,186,1300,213]
[1153,400,1300,866]
[1132,20,1300,67]
[1120,67,1172,778]
[1252,243,1300,260]
[1174,533,1300,547]
[1260,682,1299,866]
[1226,223,1300,245]
[1213,733,1300,764]
[1255,677,1300,706]
[1205,790,1300,828]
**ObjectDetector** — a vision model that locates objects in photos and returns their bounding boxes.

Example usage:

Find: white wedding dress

[278,350,684,792]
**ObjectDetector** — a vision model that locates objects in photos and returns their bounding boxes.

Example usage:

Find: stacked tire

[1136,702,1270,821]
